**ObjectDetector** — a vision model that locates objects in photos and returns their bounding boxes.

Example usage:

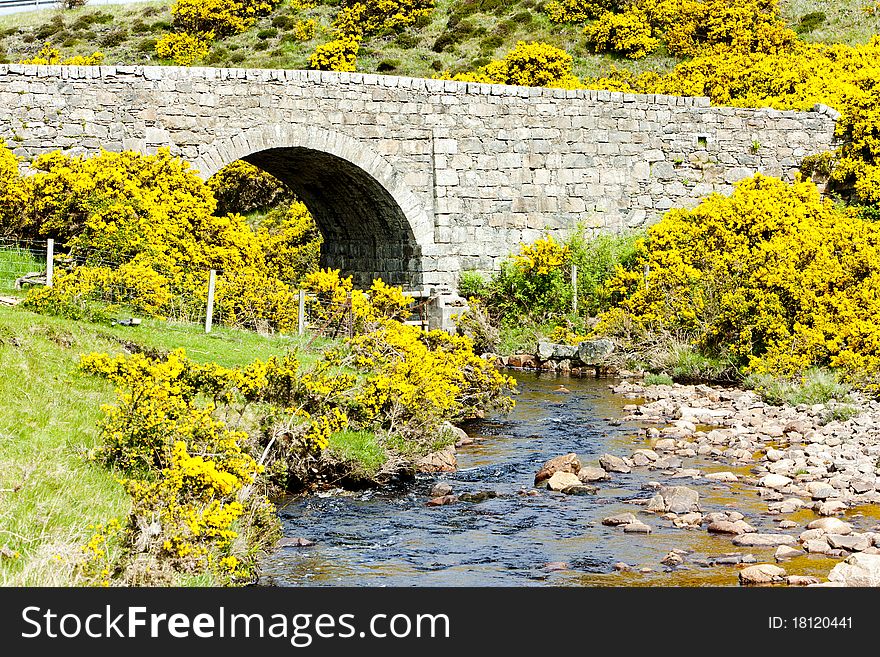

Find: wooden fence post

[571,263,577,314]
[205,269,216,333]
[298,289,306,336]
[46,239,54,288]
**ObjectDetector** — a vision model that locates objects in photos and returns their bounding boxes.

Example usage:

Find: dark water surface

[259,373,845,586]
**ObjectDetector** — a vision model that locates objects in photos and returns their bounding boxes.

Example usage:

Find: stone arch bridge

[0,64,838,289]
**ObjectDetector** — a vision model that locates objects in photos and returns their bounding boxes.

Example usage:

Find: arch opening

[230,146,423,289]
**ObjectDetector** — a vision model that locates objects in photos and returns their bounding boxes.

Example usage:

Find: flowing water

[259,373,861,586]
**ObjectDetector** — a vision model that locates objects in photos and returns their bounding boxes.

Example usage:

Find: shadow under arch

[193,126,434,288]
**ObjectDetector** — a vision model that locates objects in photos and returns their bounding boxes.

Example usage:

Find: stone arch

[193,125,434,288]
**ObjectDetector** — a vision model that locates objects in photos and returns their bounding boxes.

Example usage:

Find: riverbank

[0,304,303,585]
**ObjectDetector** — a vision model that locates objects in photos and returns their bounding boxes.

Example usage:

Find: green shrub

[458,270,489,299]
[644,372,673,385]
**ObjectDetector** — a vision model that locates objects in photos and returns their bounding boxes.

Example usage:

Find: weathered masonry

[0,64,838,289]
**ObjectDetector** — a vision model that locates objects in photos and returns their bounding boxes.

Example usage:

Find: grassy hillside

[0,0,875,79]
[0,303,308,585]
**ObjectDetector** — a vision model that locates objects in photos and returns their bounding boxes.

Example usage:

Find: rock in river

[547,471,582,491]
[623,521,652,534]
[599,453,631,474]
[578,466,610,482]
[417,445,457,473]
[759,473,793,490]
[807,517,853,535]
[602,513,638,526]
[647,485,700,514]
[277,537,316,548]
[775,545,804,561]
[430,482,453,497]
[535,453,582,485]
[739,564,786,585]
[732,533,798,547]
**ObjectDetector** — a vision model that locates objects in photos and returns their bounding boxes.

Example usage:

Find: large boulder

[827,553,880,586]
[576,338,615,365]
[535,453,581,485]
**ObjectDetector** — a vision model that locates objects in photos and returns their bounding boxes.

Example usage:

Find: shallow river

[260,373,875,586]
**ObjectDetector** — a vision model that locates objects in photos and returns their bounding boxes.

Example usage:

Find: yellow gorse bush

[18,43,104,65]
[3,147,320,331]
[308,35,361,72]
[584,9,659,59]
[447,41,584,89]
[310,0,435,71]
[597,174,880,382]
[155,31,211,66]
[0,138,28,236]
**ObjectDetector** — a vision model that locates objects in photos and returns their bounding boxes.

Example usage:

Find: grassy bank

[0,303,315,585]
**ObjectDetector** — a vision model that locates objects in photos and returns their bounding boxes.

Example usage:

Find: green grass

[745,368,853,406]
[2,0,871,83]
[644,372,673,385]
[0,246,45,293]
[0,303,328,585]
[326,429,386,479]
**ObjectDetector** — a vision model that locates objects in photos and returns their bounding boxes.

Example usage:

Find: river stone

[417,445,457,473]
[537,341,556,360]
[535,453,582,485]
[662,551,684,566]
[623,521,652,534]
[430,482,453,497]
[807,481,838,500]
[647,485,700,514]
[602,513,638,526]
[425,495,457,507]
[851,478,876,494]
[547,471,582,491]
[739,564,786,585]
[553,344,578,360]
[759,473,793,489]
[732,533,798,547]
[563,484,598,495]
[807,517,853,535]
[576,338,614,365]
[458,491,498,503]
[599,453,631,473]
[578,466,610,482]
[708,521,747,535]
[705,471,739,482]
[828,553,880,586]
[632,452,651,467]
[818,500,848,516]
[786,575,820,586]
[766,448,786,462]
[775,545,804,561]
[826,534,872,552]
[768,498,804,514]
[804,538,832,554]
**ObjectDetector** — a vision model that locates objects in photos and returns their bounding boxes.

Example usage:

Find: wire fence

[0,238,432,337]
